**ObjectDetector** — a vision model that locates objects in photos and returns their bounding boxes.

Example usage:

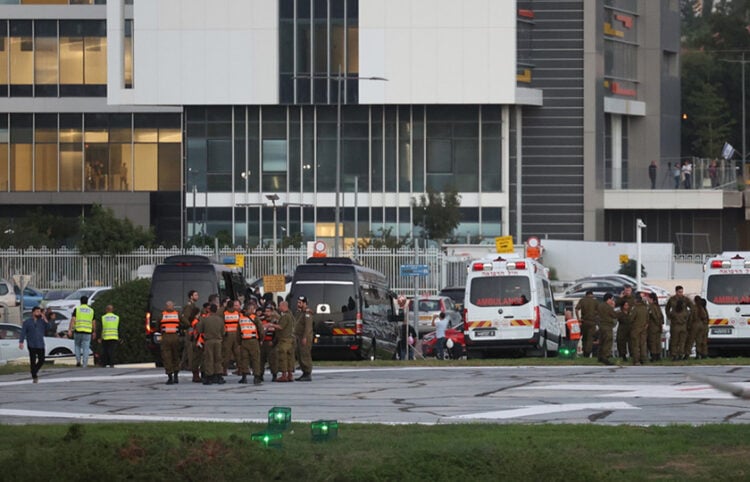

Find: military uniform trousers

[647,325,663,359]
[616,321,631,359]
[597,324,615,360]
[581,320,597,356]
[238,338,261,376]
[685,322,702,358]
[203,339,223,376]
[222,333,239,371]
[261,341,278,376]
[695,322,709,357]
[189,338,203,372]
[669,322,688,357]
[276,339,295,372]
[629,321,648,364]
[161,333,181,374]
[296,340,313,375]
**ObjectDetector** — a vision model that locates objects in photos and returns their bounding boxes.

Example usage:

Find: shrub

[91,278,153,364]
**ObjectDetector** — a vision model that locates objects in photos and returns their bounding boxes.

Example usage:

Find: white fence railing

[0,246,472,297]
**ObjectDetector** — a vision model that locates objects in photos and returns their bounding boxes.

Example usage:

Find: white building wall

[108,0,279,105]
[358,0,518,104]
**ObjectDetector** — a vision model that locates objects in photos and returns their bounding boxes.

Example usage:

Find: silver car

[407,296,462,335]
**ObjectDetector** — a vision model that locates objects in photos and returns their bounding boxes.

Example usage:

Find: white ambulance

[463,255,561,358]
[701,252,750,355]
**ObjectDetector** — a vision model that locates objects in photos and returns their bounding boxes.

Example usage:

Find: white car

[0,322,83,365]
[45,286,112,323]
[0,279,17,308]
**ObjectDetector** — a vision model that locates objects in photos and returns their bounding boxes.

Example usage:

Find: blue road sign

[400,264,430,277]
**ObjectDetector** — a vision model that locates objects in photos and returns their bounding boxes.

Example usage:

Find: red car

[421,322,465,359]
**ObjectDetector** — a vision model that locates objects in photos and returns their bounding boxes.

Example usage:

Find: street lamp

[294,67,387,256]
[636,218,646,291]
[266,194,280,274]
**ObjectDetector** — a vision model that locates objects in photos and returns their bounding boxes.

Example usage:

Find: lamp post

[636,218,646,291]
[294,68,387,256]
[266,194,280,274]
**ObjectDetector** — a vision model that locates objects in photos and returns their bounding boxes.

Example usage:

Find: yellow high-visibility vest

[74,304,95,333]
[101,313,120,340]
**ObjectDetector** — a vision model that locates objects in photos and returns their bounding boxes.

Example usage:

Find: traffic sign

[495,236,514,253]
[400,264,429,277]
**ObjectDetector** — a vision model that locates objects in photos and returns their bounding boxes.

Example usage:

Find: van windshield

[469,276,531,307]
[706,274,750,304]
[150,269,217,311]
[293,281,357,314]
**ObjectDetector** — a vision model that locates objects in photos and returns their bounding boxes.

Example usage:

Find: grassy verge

[1,422,748,481]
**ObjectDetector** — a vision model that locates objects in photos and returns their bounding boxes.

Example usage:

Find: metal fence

[0,246,472,296]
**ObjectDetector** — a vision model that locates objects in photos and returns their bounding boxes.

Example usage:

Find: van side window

[541,279,553,310]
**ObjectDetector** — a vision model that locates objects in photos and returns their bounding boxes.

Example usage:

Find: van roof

[163,255,214,265]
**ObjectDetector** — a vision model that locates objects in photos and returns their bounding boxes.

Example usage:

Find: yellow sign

[263,274,287,294]
[619,254,629,264]
[235,254,245,268]
[495,236,515,253]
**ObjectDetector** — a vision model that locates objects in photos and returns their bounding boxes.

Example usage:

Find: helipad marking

[516,382,745,399]
[451,402,638,420]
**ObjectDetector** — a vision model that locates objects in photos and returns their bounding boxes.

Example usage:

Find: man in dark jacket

[19,306,48,383]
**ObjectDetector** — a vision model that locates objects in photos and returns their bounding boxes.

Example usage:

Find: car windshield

[706,274,750,304]
[65,289,95,300]
[408,299,441,312]
[470,276,531,306]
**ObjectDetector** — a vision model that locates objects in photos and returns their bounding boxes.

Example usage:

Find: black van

[145,255,247,364]
[289,257,402,360]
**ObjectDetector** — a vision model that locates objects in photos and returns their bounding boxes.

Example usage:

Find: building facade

[0,0,739,254]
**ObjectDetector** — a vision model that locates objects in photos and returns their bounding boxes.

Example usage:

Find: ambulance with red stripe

[463,255,561,358]
[701,252,750,355]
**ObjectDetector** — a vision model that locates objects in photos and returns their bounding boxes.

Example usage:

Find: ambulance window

[469,276,531,306]
[706,274,750,304]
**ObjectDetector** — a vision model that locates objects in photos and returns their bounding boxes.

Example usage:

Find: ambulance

[701,252,750,355]
[463,255,561,358]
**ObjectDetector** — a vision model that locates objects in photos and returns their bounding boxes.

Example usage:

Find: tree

[411,186,462,243]
[78,204,154,255]
[90,278,153,364]
[357,227,409,249]
[684,81,735,158]
[187,230,232,248]
[280,232,305,249]
[618,259,646,278]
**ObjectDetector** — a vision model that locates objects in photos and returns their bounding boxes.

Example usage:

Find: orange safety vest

[224,311,240,333]
[261,319,275,342]
[161,310,180,335]
[566,319,582,341]
[239,315,259,340]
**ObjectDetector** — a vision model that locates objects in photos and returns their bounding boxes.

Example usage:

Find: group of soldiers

[157,290,314,386]
[575,284,710,365]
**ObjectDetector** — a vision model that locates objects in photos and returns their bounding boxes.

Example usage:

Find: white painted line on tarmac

[0,408,266,423]
[517,383,744,399]
[451,402,639,420]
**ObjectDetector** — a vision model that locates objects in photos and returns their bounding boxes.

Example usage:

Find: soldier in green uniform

[273,301,296,382]
[668,297,690,361]
[646,292,664,361]
[181,290,201,382]
[260,304,279,381]
[575,291,599,358]
[195,304,226,385]
[665,285,695,360]
[596,293,617,365]
[294,296,314,382]
[236,305,263,385]
[158,301,183,385]
[629,291,650,365]
[616,285,635,361]
[692,295,710,359]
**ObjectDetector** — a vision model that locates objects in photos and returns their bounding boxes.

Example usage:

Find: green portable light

[250,430,283,448]
[311,420,338,442]
[268,406,292,432]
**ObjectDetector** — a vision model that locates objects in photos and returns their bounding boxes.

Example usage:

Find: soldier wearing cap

[628,290,650,365]
[294,295,314,382]
[616,285,635,361]
[260,303,279,381]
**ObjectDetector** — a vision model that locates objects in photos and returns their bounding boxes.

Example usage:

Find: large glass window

[0,21,8,97]
[34,20,58,97]
[59,114,82,191]
[60,20,106,96]
[10,114,32,191]
[9,20,33,97]
[0,115,8,191]
[35,114,58,191]
[123,19,133,88]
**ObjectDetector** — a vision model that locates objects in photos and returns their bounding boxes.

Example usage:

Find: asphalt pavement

[1,364,750,426]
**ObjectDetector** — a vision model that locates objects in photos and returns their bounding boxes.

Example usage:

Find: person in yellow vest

[68,296,96,368]
[98,305,120,368]
[237,305,264,385]
[222,300,241,376]
[158,300,182,385]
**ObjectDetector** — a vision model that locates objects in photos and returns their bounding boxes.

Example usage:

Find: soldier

[260,304,279,382]
[574,291,599,358]
[273,301,296,382]
[181,290,201,382]
[629,291,650,365]
[665,285,695,360]
[668,297,690,361]
[692,295,710,359]
[158,300,182,385]
[196,304,226,385]
[294,296,314,382]
[596,293,617,365]
[647,292,664,362]
[237,305,263,384]
[616,286,635,361]
[222,300,240,376]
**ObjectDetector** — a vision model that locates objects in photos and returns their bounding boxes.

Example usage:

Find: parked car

[45,286,112,317]
[41,289,74,309]
[422,322,466,359]
[15,286,44,310]
[0,279,17,308]
[0,322,84,364]
[438,286,466,312]
[407,296,462,335]
[565,275,669,305]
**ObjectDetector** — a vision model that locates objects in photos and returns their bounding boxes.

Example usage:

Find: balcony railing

[605,158,739,191]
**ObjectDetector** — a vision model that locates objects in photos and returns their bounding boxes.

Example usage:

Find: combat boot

[173,371,179,384]
[296,373,312,382]
[217,375,226,385]
[238,374,248,384]
[286,371,295,382]
[166,373,174,385]
[253,377,263,385]
[274,372,287,382]
[192,370,202,383]
[203,375,214,385]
